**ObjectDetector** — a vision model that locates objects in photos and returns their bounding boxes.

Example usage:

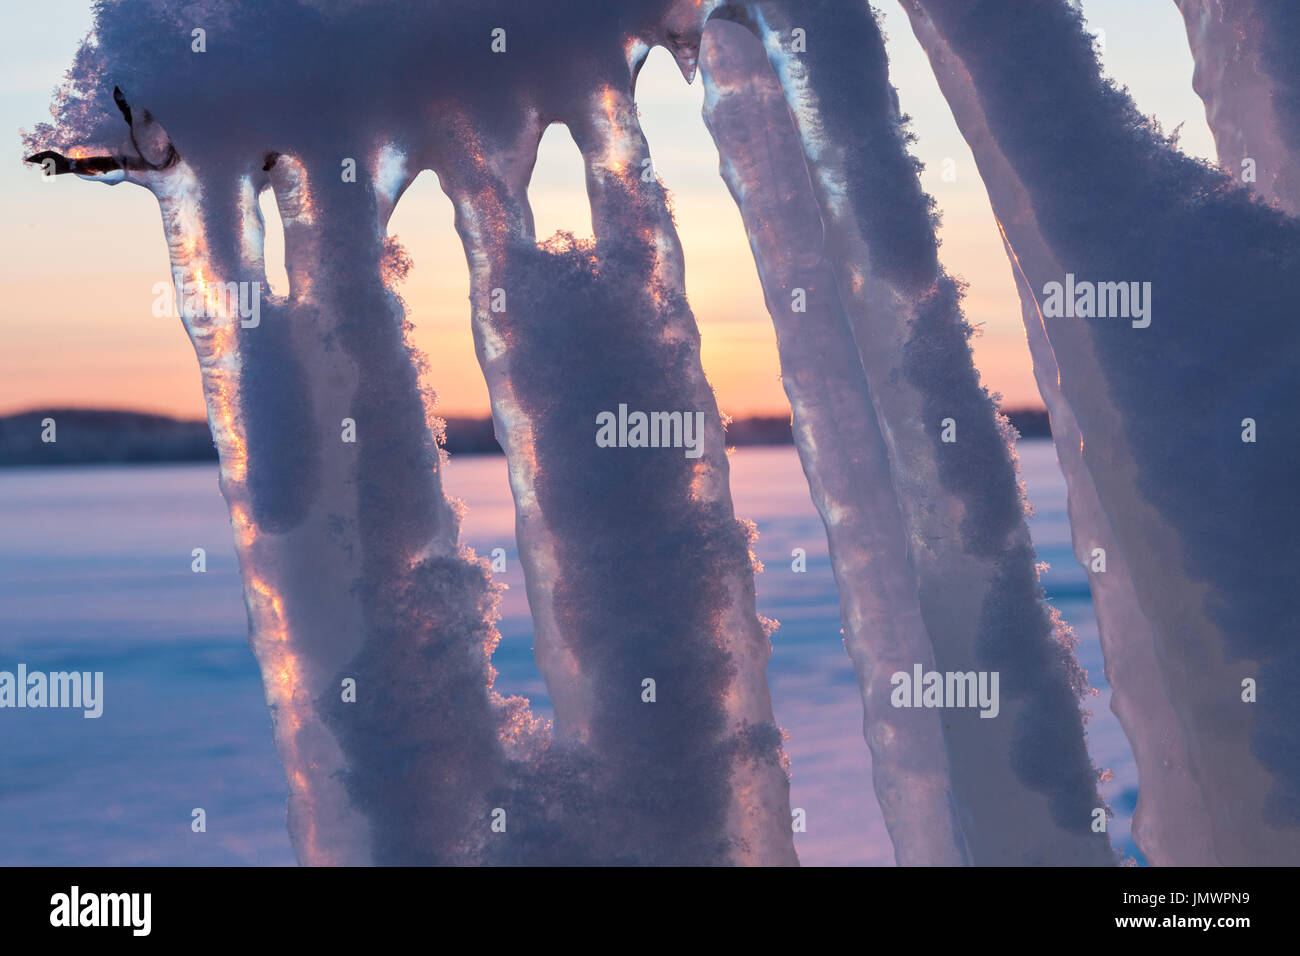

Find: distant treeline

[0,407,1052,466]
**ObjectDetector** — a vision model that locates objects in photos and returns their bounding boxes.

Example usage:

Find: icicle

[1174,0,1300,214]
[142,151,377,866]
[699,17,967,866]
[30,91,529,863]
[431,73,798,863]
[431,109,593,742]
[910,0,1300,864]
[899,2,1217,865]
[734,0,1114,864]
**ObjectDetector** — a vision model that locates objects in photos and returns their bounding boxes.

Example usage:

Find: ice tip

[657,4,707,85]
[672,48,699,84]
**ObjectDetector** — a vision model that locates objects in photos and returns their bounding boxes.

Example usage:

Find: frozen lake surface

[0,440,1138,865]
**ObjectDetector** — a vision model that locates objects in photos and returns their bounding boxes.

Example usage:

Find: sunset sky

[2,0,1216,420]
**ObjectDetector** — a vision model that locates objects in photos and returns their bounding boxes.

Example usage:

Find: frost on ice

[22,0,1298,865]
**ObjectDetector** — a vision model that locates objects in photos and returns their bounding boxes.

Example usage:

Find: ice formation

[898,1,1215,866]
[24,0,800,867]
[697,3,1110,866]
[22,0,1297,865]
[700,18,967,867]
[1175,0,1300,215]
[900,0,1300,865]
